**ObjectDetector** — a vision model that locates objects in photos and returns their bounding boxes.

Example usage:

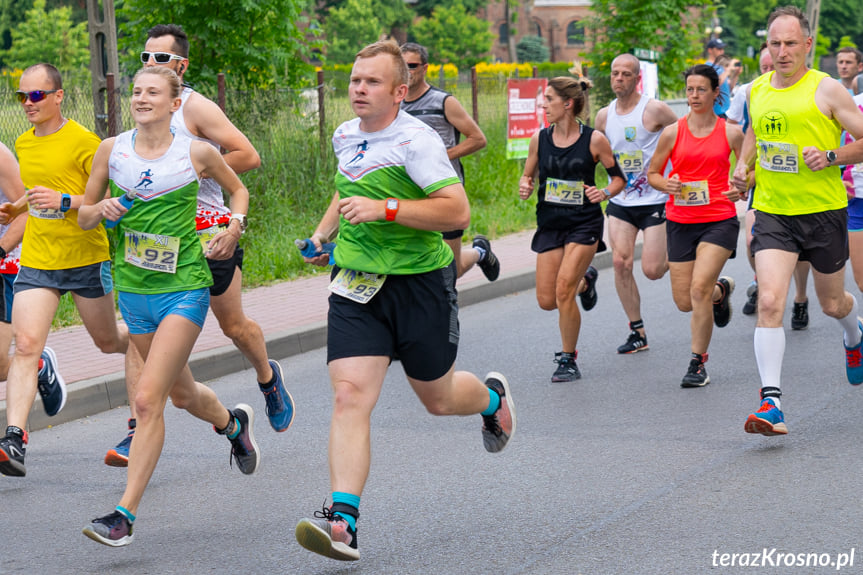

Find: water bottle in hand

[295,238,335,265]
[105,190,136,229]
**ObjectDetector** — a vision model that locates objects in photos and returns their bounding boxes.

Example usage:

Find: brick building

[479,0,593,63]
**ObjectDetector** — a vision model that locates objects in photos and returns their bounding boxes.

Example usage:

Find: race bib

[758,141,799,173]
[197,223,226,252]
[29,206,64,220]
[674,180,710,206]
[616,150,644,173]
[124,229,180,274]
[545,178,584,205]
[328,268,386,304]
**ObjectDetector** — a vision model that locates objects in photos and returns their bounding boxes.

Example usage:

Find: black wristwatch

[60,193,72,212]
[826,150,837,165]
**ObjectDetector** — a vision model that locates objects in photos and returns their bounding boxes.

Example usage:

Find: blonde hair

[133,66,182,99]
[356,40,408,88]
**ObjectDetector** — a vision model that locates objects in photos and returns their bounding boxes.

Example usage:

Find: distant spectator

[835,47,863,95]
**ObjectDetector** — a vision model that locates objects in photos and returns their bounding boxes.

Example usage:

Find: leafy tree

[322,0,383,64]
[516,36,549,63]
[838,35,858,49]
[411,0,489,19]
[587,0,713,102]
[411,1,493,69]
[118,0,319,90]
[3,0,88,70]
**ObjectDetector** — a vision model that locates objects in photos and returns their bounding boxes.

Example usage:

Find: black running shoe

[617,330,648,354]
[472,235,500,282]
[552,352,581,382]
[579,266,598,311]
[680,353,710,388]
[713,276,734,328]
[0,427,27,477]
[82,510,134,547]
[220,404,260,475]
[481,372,516,453]
[791,300,809,331]
[37,346,66,416]
[742,281,757,316]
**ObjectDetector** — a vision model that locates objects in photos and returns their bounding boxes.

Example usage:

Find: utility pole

[806,0,820,69]
[86,0,121,138]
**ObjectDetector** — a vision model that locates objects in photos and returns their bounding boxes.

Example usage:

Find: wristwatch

[826,150,837,165]
[385,198,399,222]
[60,193,71,212]
[229,214,247,235]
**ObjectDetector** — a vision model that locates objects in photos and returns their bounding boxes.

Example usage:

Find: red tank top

[664,116,736,224]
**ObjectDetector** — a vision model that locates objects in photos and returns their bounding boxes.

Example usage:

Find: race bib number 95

[616,150,644,173]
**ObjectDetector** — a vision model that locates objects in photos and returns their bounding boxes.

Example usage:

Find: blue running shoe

[37,346,66,416]
[105,419,135,467]
[744,398,788,436]
[844,320,863,385]
[260,360,295,432]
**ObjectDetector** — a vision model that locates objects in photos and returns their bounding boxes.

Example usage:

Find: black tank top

[537,123,601,229]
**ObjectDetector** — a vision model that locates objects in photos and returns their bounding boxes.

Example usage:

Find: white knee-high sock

[839,297,861,348]
[755,327,785,407]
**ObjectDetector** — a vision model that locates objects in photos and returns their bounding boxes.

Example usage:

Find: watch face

[387,199,398,210]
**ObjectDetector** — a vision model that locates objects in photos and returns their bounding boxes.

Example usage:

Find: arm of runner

[184,92,261,176]
[305,192,341,267]
[646,123,680,196]
[804,79,863,170]
[190,140,250,260]
[78,138,121,230]
[646,100,680,132]
[443,96,486,160]
[593,107,609,134]
[585,130,626,203]
[0,143,28,249]
[724,122,746,202]
[519,130,541,200]
[732,86,756,191]
[337,181,469,232]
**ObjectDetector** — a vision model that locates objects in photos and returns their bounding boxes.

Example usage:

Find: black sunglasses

[140,51,184,64]
[15,90,58,104]
[406,63,424,69]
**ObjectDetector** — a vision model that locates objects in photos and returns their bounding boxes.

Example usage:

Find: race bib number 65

[758,141,798,174]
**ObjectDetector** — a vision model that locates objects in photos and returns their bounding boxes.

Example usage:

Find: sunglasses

[140,51,184,64]
[406,63,424,69]
[15,90,58,104]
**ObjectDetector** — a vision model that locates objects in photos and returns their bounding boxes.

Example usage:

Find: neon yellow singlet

[15,120,110,270]
[751,70,845,216]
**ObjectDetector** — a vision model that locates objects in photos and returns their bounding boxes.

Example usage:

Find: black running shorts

[751,208,848,274]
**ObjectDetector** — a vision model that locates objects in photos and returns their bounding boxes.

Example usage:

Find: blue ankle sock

[474,246,487,261]
[481,386,500,416]
[332,492,360,530]
[116,505,136,523]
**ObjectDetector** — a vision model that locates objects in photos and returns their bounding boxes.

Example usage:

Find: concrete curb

[0,243,637,432]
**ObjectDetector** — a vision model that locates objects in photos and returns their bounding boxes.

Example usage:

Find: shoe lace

[847,347,862,368]
[687,359,703,375]
[313,502,345,524]
[262,385,283,417]
[757,400,776,413]
[793,304,806,321]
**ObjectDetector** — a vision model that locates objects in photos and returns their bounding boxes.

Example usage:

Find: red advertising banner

[507,78,548,159]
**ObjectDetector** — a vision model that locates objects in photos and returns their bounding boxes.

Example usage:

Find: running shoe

[82,510,134,547]
[579,266,598,311]
[260,359,295,432]
[791,300,809,331]
[472,234,500,282]
[37,346,66,416]
[844,320,863,385]
[0,427,27,477]
[225,404,260,474]
[713,276,735,328]
[481,372,516,453]
[552,351,580,382]
[295,504,359,561]
[742,282,758,316]
[617,330,648,354]
[744,398,788,436]
[680,353,710,388]
[104,419,135,467]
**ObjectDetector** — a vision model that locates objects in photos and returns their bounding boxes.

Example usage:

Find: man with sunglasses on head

[399,42,499,283]
[0,63,143,477]
[138,25,294,450]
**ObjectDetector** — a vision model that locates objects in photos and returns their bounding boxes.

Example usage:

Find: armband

[605,159,625,181]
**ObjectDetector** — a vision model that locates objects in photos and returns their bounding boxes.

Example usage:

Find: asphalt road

[2,231,861,574]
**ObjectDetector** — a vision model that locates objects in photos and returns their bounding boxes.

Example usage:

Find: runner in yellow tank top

[731,6,863,438]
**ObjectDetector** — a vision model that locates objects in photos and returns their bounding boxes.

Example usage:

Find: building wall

[479,0,593,63]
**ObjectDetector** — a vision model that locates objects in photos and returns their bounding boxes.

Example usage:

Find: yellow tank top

[751,69,845,215]
[15,120,110,270]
